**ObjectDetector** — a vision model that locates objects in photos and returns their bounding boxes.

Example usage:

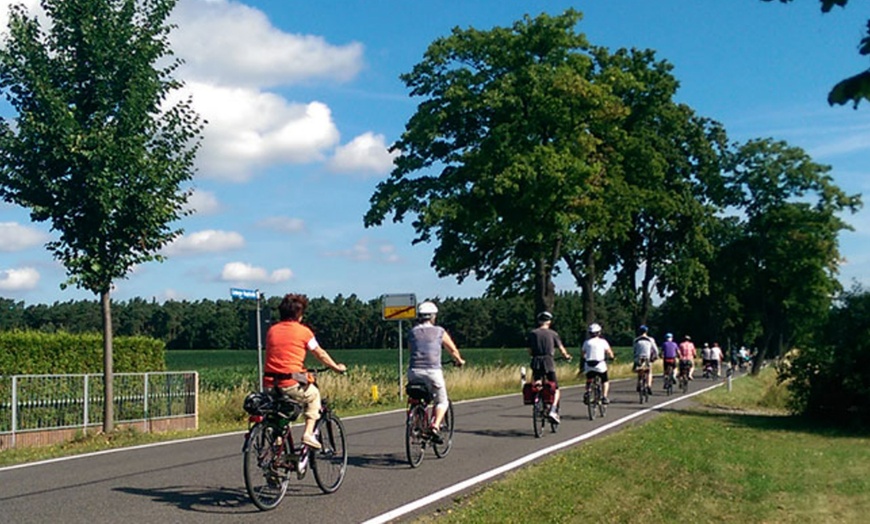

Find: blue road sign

[230,288,259,300]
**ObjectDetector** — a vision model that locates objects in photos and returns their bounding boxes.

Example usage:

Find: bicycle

[241,369,348,511]
[678,360,691,394]
[404,381,455,467]
[521,368,559,438]
[662,361,675,396]
[584,373,607,420]
[635,358,651,404]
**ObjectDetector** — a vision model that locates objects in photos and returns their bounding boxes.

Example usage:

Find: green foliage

[780,287,870,425]
[0,331,165,375]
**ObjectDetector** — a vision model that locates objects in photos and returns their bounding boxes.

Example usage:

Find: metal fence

[0,372,198,447]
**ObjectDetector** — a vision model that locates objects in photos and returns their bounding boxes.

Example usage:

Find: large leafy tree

[0,0,203,432]
[562,47,729,327]
[365,9,626,315]
[767,0,870,107]
[722,139,860,364]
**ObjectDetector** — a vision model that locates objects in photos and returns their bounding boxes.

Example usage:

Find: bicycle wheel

[680,375,689,394]
[587,385,596,421]
[243,423,288,511]
[433,401,454,457]
[532,398,545,438]
[597,382,607,418]
[405,405,426,467]
[665,375,673,396]
[311,412,348,493]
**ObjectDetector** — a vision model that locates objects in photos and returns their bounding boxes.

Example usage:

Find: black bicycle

[636,358,651,404]
[242,369,348,511]
[404,381,454,467]
[678,360,691,394]
[663,361,675,396]
[520,367,560,438]
[584,373,607,420]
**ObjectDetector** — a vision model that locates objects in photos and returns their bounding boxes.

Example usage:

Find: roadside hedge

[0,331,166,375]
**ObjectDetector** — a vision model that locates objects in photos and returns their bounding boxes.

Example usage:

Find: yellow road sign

[382,293,416,321]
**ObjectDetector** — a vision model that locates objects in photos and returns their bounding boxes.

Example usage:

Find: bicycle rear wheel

[597,381,607,418]
[587,385,597,421]
[433,401,454,457]
[405,405,426,467]
[243,423,288,511]
[312,412,348,493]
[532,398,545,438]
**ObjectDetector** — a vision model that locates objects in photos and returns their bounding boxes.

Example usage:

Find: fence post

[83,375,89,435]
[11,376,17,448]
[144,372,150,433]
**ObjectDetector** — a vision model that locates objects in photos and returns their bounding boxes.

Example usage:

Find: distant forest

[0,291,643,350]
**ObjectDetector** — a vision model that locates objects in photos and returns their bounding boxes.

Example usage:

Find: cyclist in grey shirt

[407,300,465,442]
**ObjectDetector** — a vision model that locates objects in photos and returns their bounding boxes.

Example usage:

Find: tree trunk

[534,256,555,316]
[101,289,114,433]
[563,248,598,326]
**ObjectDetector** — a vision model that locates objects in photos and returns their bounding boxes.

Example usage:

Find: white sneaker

[548,411,560,424]
[302,433,322,449]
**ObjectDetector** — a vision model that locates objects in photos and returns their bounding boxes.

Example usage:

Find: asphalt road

[0,375,726,523]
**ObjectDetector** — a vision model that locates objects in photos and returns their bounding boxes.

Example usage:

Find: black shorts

[586,369,609,383]
[533,368,558,387]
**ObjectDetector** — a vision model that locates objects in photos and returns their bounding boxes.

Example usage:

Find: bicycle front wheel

[433,401,454,458]
[243,423,288,511]
[532,399,545,438]
[405,405,426,467]
[312,412,348,493]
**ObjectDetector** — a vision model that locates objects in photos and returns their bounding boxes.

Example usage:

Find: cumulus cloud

[0,222,48,252]
[163,229,245,255]
[327,132,399,176]
[220,261,293,283]
[257,216,307,234]
[0,267,39,291]
[180,83,340,181]
[183,189,222,215]
[172,0,364,88]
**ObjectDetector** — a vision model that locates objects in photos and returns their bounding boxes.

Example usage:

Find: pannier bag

[522,382,538,405]
[405,381,432,401]
[540,381,556,404]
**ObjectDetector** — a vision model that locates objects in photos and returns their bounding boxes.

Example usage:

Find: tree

[365,9,626,315]
[0,0,203,432]
[723,139,860,365]
[767,0,870,107]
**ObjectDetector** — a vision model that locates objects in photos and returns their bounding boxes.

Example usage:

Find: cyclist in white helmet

[582,322,615,403]
[407,300,465,443]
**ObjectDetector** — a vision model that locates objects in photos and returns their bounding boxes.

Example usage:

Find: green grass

[417,369,870,523]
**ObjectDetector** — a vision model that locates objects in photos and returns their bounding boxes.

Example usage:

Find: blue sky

[1,0,869,306]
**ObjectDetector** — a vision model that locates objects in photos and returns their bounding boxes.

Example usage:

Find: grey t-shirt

[408,323,445,369]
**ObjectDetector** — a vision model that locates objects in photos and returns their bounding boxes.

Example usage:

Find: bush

[779,289,870,425]
[0,330,165,375]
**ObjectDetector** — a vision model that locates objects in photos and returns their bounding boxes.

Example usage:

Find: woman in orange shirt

[263,293,346,449]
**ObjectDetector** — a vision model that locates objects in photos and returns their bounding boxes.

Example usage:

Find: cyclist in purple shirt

[660,332,679,387]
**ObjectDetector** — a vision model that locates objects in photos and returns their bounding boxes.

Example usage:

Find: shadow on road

[455,427,530,438]
[347,452,407,470]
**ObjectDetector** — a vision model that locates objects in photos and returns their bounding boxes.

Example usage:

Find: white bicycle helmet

[417,301,438,318]
[588,322,602,334]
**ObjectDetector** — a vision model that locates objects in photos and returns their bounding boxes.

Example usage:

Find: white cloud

[0,222,48,252]
[172,0,364,88]
[163,229,245,255]
[184,189,221,215]
[220,261,293,283]
[0,267,39,291]
[257,216,306,234]
[324,237,401,263]
[181,83,340,181]
[327,132,398,176]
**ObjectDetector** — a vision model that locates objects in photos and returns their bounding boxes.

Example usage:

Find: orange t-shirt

[263,320,318,388]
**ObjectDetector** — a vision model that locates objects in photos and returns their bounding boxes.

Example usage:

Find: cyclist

[582,322,615,404]
[632,325,658,395]
[527,311,572,423]
[660,332,679,387]
[700,342,713,375]
[710,342,724,377]
[677,334,697,380]
[262,293,347,450]
[407,300,465,443]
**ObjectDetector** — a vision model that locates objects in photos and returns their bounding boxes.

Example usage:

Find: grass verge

[419,368,870,523]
